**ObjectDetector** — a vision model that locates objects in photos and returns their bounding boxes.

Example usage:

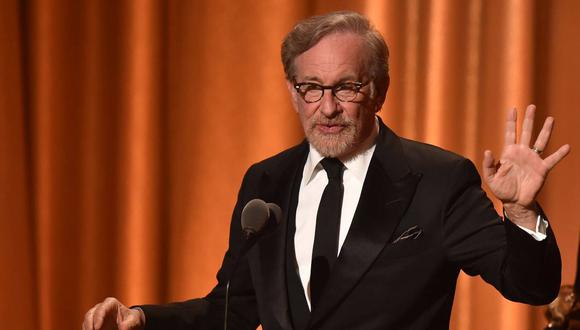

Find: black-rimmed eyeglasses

[293,81,369,103]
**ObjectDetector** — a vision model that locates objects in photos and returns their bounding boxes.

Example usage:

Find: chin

[309,134,356,158]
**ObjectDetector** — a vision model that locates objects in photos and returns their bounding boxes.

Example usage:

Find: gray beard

[306,126,358,158]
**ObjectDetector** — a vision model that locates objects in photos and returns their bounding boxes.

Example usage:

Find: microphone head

[241,199,282,239]
[241,199,270,236]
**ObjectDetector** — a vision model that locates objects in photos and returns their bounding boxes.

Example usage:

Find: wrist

[503,202,539,230]
[131,307,146,328]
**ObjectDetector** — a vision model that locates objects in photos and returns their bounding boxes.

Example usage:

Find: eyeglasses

[293,81,369,103]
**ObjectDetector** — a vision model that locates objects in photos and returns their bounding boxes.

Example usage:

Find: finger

[532,116,554,152]
[482,150,496,180]
[93,298,119,329]
[543,144,571,170]
[519,104,536,146]
[83,306,97,330]
[504,107,517,146]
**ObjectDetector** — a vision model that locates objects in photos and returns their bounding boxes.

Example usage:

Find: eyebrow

[301,76,323,83]
[299,75,361,84]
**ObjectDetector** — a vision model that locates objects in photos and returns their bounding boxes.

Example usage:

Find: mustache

[312,115,352,127]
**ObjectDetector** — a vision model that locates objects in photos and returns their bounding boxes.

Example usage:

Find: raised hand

[482,105,570,230]
[82,297,145,330]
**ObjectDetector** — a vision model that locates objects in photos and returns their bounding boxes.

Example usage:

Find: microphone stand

[224,231,256,330]
[223,199,281,330]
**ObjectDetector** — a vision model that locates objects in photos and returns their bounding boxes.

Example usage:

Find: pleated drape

[1,1,579,329]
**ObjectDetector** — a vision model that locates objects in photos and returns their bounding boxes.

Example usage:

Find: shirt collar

[303,142,377,185]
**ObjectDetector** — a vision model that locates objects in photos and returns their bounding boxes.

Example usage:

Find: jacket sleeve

[139,166,261,330]
[443,158,561,305]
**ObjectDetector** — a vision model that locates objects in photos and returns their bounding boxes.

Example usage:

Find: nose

[318,91,341,118]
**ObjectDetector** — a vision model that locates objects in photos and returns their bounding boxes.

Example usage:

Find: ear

[286,80,300,113]
[374,75,390,113]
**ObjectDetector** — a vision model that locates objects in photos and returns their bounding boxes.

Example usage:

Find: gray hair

[281,11,390,104]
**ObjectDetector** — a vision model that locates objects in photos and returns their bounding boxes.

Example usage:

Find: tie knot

[320,158,344,181]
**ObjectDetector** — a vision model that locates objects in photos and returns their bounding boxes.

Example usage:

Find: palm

[486,144,549,207]
[482,105,570,210]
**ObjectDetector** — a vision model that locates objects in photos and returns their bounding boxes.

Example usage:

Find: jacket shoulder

[399,137,474,172]
[247,141,307,174]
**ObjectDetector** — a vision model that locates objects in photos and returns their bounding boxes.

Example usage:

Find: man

[83,11,570,330]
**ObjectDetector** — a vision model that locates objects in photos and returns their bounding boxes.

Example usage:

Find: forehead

[293,32,368,82]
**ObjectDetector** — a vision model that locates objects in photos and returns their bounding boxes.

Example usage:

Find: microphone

[241,198,282,240]
[224,199,282,330]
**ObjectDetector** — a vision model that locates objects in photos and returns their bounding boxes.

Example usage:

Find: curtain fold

[0,1,38,329]
[1,1,579,329]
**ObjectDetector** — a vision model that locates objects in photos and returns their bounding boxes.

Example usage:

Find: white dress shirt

[294,144,375,310]
[293,142,547,310]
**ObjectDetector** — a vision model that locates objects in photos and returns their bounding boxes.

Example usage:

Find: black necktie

[310,157,344,310]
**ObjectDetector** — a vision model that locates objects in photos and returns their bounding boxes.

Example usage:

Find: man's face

[288,32,380,159]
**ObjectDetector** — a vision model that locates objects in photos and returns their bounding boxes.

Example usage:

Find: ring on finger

[531,146,543,155]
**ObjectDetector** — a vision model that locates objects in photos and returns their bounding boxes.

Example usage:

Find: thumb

[481,150,496,181]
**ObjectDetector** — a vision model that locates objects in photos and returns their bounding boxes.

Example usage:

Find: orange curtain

[1,1,579,329]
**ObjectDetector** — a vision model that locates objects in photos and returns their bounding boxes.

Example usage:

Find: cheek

[295,108,311,131]
[297,104,318,121]
[344,105,376,131]
[342,104,364,121]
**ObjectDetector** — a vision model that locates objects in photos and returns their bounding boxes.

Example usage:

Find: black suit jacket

[141,118,561,330]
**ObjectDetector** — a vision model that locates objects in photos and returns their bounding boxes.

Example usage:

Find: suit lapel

[309,119,422,327]
[247,142,309,330]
